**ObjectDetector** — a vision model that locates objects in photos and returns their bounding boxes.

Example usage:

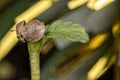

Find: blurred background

[0,0,120,80]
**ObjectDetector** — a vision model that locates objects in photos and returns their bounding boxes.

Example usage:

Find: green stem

[29,51,40,80]
[28,40,42,80]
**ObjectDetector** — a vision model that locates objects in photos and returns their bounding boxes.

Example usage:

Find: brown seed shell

[16,20,45,42]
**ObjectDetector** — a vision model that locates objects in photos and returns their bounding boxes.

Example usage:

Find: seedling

[16,20,89,80]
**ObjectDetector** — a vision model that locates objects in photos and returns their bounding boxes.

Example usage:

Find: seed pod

[16,20,45,42]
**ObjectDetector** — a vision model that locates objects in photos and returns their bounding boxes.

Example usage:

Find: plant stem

[28,40,42,80]
[29,50,40,80]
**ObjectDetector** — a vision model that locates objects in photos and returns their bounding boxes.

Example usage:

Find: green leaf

[45,20,89,43]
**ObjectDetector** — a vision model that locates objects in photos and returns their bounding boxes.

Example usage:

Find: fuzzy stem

[29,51,40,80]
[28,40,42,80]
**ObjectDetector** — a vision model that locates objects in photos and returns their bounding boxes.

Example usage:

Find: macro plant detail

[0,0,119,80]
[16,20,89,80]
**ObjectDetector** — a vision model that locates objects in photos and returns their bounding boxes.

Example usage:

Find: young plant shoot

[16,20,89,80]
